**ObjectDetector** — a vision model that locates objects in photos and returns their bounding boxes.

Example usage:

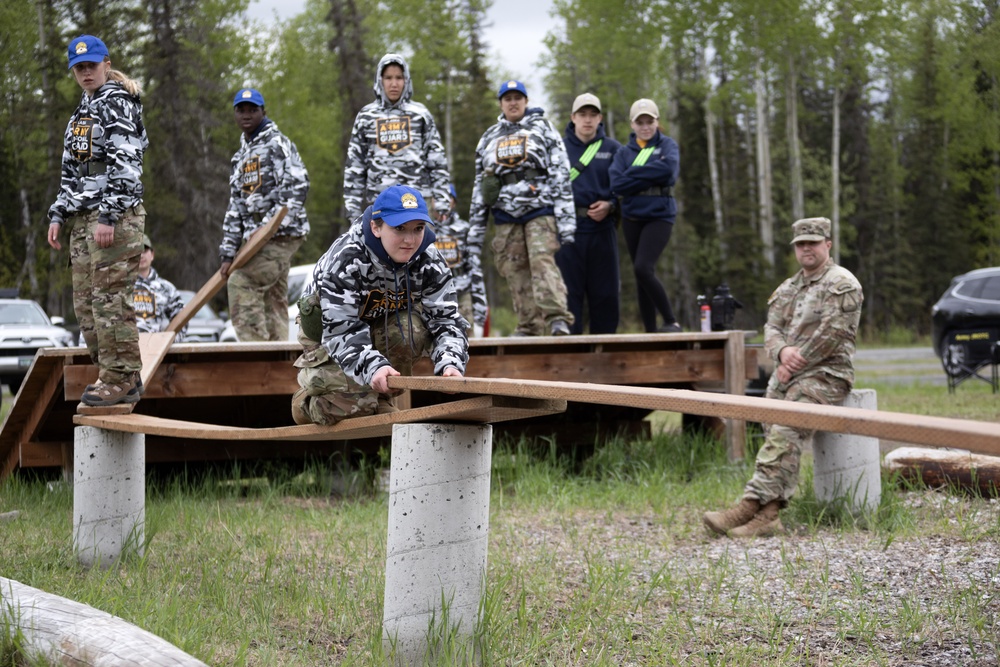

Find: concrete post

[382,423,492,666]
[72,426,145,569]
[813,389,881,513]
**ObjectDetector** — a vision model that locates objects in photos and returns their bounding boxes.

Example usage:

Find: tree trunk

[786,56,804,221]
[755,60,774,267]
[704,58,725,257]
[831,85,842,263]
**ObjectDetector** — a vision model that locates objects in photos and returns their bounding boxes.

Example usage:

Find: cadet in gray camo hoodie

[47,34,148,407]
[343,53,451,221]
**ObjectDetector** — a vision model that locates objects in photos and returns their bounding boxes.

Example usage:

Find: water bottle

[698,296,712,333]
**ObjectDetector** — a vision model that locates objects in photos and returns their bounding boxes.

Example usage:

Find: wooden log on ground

[883,446,1000,496]
[0,576,208,666]
[388,376,1000,457]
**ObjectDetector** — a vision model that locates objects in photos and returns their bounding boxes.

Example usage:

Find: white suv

[0,299,75,393]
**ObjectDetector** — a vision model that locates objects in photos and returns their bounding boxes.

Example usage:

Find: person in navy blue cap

[219,87,311,341]
[290,185,468,425]
[46,34,149,407]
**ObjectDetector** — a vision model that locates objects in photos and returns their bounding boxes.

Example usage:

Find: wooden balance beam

[388,376,1000,457]
[73,395,567,441]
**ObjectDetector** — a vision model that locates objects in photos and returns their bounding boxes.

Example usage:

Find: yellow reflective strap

[570,139,603,182]
[631,146,655,167]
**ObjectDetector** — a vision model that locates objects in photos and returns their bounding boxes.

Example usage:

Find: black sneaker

[658,322,683,333]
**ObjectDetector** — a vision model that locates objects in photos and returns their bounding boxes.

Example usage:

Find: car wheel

[942,341,969,377]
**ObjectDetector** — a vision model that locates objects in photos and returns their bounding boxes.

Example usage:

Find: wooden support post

[72,426,145,569]
[724,330,747,461]
[813,389,881,513]
[383,423,491,665]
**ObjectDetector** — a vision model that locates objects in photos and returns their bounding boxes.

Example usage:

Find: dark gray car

[931,267,1000,377]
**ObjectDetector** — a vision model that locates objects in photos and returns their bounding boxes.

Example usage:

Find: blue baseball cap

[233,88,265,108]
[67,35,109,70]
[448,183,457,199]
[497,80,528,99]
[372,185,432,227]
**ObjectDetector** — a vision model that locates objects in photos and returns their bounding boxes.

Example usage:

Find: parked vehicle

[0,299,75,393]
[177,290,228,343]
[219,264,315,342]
[931,267,1000,377]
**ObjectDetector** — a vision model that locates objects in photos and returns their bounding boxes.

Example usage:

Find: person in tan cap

[133,234,186,337]
[609,98,682,332]
[555,92,623,333]
[703,217,863,538]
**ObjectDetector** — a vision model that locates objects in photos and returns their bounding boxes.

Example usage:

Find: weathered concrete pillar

[382,423,492,666]
[72,426,145,569]
[813,389,881,513]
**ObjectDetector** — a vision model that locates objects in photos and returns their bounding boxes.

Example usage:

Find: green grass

[2,345,998,665]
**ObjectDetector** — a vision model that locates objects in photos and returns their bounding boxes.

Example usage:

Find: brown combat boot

[81,373,141,407]
[729,500,785,538]
[703,498,759,535]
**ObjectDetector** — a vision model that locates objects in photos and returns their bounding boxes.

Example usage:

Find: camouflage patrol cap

[142,234,153,250]
[372,185,432,227]
[790,217,832,244]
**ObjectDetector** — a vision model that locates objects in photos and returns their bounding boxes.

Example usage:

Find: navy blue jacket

[562,122,622,234]
[609,130,679,222]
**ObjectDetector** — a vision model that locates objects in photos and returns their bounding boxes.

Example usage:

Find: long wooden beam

[389,376,1000,457]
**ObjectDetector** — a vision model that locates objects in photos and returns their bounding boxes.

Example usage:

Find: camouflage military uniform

[743,257,863,506]
[468,109,575,335]
[291,210,469,426]
[48,81,148,384]
[220,119,310,341]
[435,208,488,329]
[343,54,451,220]
[134,267,185,336]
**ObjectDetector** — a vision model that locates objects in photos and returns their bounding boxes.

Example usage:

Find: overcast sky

[245,0,557,111]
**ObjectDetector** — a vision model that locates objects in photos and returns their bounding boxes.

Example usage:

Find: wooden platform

[1,332,756,479]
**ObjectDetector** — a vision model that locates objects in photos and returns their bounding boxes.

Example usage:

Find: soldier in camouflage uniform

[469,80,575,337]
[704,217,863,538]
[133,234,186,338]
[291,185,468,426]
[220,88,310,342]
[47,35,148,407]
[435,184,488,334]
[343,53,451,221]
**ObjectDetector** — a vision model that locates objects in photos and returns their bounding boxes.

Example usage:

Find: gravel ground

[498,490,1000,665]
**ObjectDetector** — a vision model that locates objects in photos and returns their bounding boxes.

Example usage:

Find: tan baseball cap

[571,92,601,114]
[629,98,659,121]
[790,217,831,244]
[142,234,153,250]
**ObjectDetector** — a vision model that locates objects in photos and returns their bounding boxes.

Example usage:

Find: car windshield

[0,303,49,326]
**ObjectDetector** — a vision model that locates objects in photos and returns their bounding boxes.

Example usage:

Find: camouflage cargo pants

[491,216,573,336]
[229,235,305,342]
[291,299,431,426]
[70,207,144,384]
[743,372,850,506]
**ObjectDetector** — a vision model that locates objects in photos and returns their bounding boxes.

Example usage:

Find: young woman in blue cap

[291,185,468,425]
[47,35,149,406]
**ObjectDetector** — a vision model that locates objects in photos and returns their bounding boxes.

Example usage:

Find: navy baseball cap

[448,183,457,199]
[233,88,265,107]
[372,185,432,227]
[67,35,109,69]
[497,80,528,99]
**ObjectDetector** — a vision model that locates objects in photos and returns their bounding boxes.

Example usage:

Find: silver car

[0,299,75,393]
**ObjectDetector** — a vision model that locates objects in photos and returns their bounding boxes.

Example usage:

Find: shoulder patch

[829,279,858,295]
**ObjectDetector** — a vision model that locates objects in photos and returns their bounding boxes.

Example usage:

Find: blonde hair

[108,67,142,96]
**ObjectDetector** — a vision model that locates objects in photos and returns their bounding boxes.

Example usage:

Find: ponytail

[108,68,142,96]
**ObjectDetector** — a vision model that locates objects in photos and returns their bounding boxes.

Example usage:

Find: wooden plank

[165,206,286,333]
[0,576,208,666]
[388,376,1000,457]
[73,395,567,442]
[64,360,299,400]
[0,355,66,480]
